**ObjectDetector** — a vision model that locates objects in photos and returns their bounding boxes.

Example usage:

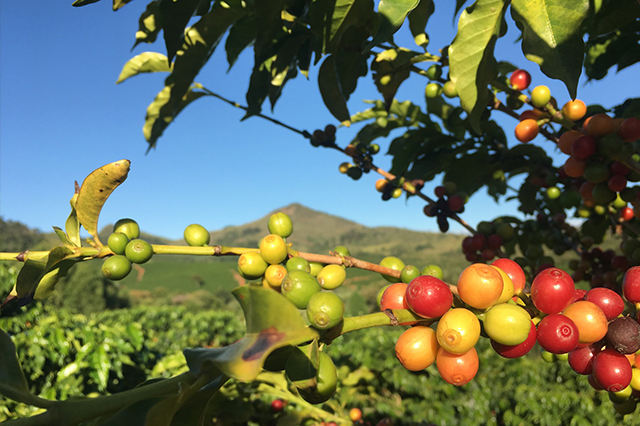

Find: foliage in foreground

[1,302,638,425]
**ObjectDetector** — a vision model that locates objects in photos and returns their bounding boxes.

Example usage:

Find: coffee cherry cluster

[310,125,338,148]
[238,212,353,405]
[375,253,640,412]
[339,142,380,181]
[460,220,515,263]
[102,218,155,281]
[423,183,466,233]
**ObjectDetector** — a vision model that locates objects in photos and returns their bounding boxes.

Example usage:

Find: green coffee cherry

[125,239,153,264]
[286,257,311,273]
[107,232,129,255]
[421,264,444,280]
[113,218,140,240]
[102,255,132,281]
[298,352,338,404]
[238,252,268,280]
[281,271,321,309]
[306,291,345,330]
[309,261,324,277]
[376,284,392,308]
[184,223,210,246]
[268,212,293,238]
[379,256,405,282]
[316,264,346,290]
[332,245,351,257]
[400,265,420,284]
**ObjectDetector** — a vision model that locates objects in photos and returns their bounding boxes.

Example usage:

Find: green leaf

[225,15,257,70]
[318,55,352,124]
[0,329,29,397]
[184,286,319,382]
[371,49,414,110]
[145,380,223,426]
[588,0,640,37]
[367,0,420,49]
[408,0,434,48]
[309,0,376,55]
[52,226,73,247]
[448,0,507,134]
[14,246,77,300]
[116,52,172,84]
[511,0,590,99]
[144,84,208,147]
[334,50,369,100]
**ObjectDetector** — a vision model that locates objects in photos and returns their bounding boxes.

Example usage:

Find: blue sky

[1,1,638,242]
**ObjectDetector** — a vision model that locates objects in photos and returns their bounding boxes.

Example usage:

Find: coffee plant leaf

[0,329,29,399]
[116,52,172,84]
[366,0,421,50]
[75,159,130,245]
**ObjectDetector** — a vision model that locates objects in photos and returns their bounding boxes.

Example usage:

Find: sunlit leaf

[52,226,73,247]
[72,0,102,6]
[371,49,414,110]
[367,0,420,49]
[144,84,208,147]
[75,159,130,244]
[318,55,351,124]
[184,286,319,382]
[113,0,134,11]
[65,188,81,247]
[159,0,201,63]
[511,0,589,99]
[408,0,434,48]
[116,52,172,84]
[448,0,507,133]
[133,1,161,48]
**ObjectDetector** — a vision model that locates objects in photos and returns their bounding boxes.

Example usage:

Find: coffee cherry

[425,82,443,98]
[349,407,363,422]
[286,257,311,273]
[584,287,625,320]
[571,135,597,160]
[380,283,409,310]
[491,258,526,295]
[297,352,338,404]
[183,223,210,246]
[426,64,442,80]
[483,303,531,346]
[306,291,345,329]
[515,119,539,143]
[530,85,551,108]
[125,239,154,264]
[618,117,640,142]
[568,343,601,375]
[238,252,268,280]
[605,316,640,354]
[530,267,575,314]
[113,218,140,240]
[316,264,346,290]
[536,313,579,354]
[491,321,536,358]
[379,256,405,282]
[436,346,479,386]
[586,113,615,137]
[309,261,324,277]
[623,266,640,303]
[491,265,515,304]
[107,232,129,255]
[562,99,587,121]
[442,81,457,98]
[509,69,531,91]
[400,265,421,284]
[421,264,443,280]
[271,399,284,413]
[395,326,439,371]
[101,255,132,281]
[436,308,480,354]
[457,263,503,309]
[562,301,608,345]
[281,270,321,309]
[405,275,453,319]
[592,348,633,392]
[268,212,293,238]
[264,264,287,289]
[332,245,350,257]
[260,234,288,265]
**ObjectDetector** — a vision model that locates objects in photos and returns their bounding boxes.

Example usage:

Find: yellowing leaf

[76,159,130,246]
